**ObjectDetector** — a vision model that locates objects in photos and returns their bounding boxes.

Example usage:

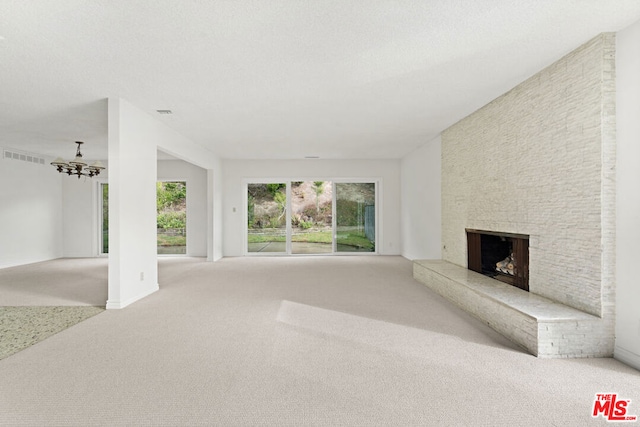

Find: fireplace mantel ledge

[413,259,608,358]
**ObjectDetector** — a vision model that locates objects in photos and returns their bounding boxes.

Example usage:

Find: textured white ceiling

[1,1,640,161]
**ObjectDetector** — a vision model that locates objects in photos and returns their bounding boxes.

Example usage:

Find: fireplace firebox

[466,229,529,291]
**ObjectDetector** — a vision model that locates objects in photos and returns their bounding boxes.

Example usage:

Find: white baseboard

[614,345,640,372]
[106,284,159,309]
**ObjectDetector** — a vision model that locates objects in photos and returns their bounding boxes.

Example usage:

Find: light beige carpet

[0,256,638,426]
[0,257,107,306]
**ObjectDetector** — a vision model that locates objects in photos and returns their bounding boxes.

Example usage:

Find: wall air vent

[3,148,45,165]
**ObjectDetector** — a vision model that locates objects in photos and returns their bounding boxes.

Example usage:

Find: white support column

[106,98,159,309]
[207,163,223,262]
[207,169,215,262]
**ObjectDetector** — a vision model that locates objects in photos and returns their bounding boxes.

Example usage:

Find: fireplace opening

[481,235,512,275]
[466,229,529,291]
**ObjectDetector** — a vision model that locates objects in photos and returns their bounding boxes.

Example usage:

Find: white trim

[106,284,159,309]
[614,345,640,372]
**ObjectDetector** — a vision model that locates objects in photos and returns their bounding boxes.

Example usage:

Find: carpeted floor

[0,256,639,426]
[0,306,105,360]
[0,258,108,360]
[0,257,107,306]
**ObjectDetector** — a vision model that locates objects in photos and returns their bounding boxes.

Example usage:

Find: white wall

[62,176,100,258]
[615,20,640,371]
[400,136,441,260]
[107,98,160,308]
[158,159,207,257]
[222,159,401,257]
[0,152,63,268]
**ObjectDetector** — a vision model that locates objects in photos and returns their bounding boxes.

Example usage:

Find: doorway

[99,181,187,255]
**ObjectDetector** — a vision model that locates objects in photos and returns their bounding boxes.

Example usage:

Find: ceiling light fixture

[304,156,320,159]
[156,109,173,114]
[50,141,105,179]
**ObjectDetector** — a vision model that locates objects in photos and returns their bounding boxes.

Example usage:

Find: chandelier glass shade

[51,141,105,178]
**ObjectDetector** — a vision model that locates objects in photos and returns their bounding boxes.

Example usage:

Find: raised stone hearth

[413,260,611,358]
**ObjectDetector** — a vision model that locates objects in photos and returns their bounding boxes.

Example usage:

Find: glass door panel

[247,183,287,253]
[291,181,333,254]
[157,181,187,255]
[335,183,376,253]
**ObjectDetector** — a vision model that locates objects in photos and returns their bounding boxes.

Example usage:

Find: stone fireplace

[413,34,616,358]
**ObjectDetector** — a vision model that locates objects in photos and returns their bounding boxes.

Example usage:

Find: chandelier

[50,141,105,178]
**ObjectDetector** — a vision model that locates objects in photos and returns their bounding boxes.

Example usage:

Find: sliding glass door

[246,181,376,255]
[336,183,376,253]
[247,183,287,253]
[291,181,333,254]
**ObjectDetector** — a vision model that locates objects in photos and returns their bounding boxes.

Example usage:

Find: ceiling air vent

[3,149,45,165]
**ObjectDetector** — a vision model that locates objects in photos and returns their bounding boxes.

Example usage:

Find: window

[246,180,377,255]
